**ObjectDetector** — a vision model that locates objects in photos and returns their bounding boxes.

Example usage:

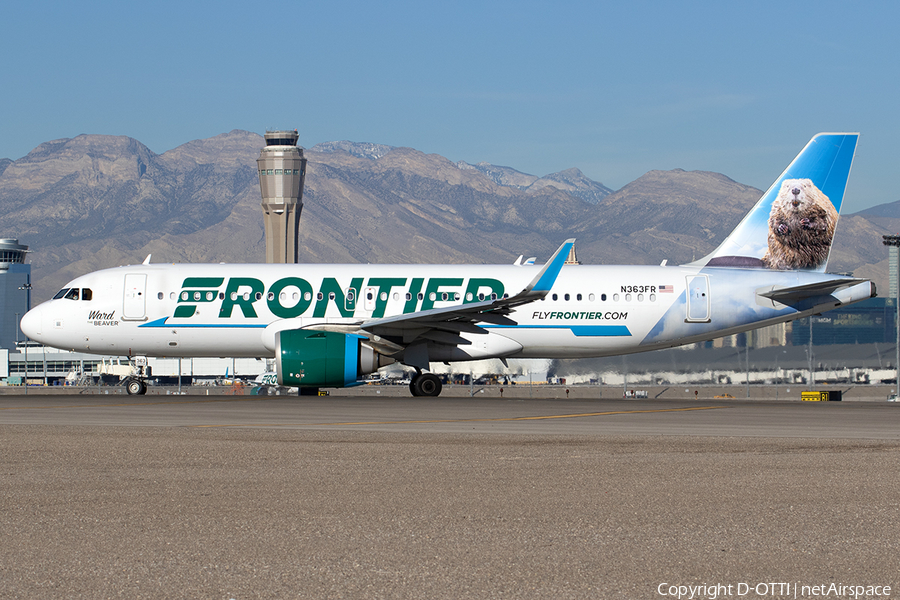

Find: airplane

[20,133,874,397]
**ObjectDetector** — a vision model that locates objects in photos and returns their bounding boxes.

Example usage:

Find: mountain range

[0,130,896,304]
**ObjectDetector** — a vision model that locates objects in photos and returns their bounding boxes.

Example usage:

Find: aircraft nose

[20,307,42,340]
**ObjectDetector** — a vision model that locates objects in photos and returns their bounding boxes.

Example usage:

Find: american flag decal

[659,285,673,293]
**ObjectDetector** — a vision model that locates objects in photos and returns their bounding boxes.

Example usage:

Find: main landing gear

[409,372,442,397]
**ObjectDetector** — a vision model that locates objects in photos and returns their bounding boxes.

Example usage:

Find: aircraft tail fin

[690,133,859,272]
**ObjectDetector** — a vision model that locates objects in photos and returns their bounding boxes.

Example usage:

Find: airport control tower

[257,130,307,263]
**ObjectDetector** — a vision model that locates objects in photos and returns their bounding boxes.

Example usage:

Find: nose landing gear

[124,377,148,395]
[123,357,149,395]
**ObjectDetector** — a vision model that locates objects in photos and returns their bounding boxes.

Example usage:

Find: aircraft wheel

[125,378,147,395]
[409,378,420,396]
[415,373,442,397]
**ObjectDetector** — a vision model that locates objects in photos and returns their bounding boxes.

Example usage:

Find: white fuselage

[20,261,874,362]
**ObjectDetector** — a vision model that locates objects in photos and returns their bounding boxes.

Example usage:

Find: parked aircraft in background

[21,133,873,396]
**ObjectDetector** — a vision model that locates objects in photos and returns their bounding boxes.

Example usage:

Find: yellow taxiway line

[0,396,271,411]
[0,396,729,427]
[192,405,729,428]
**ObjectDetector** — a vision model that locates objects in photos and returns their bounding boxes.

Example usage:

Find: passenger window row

[546,292,657,303]
[61,287,655,306]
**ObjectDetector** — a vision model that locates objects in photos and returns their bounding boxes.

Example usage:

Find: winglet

[519,238,575,298]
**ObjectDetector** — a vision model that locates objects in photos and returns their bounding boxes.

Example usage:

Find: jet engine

[275,329,394,388]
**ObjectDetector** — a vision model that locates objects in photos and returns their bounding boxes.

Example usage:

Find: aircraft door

[685,275,710,323]
[344,287,357,313]
[123,274,148,321]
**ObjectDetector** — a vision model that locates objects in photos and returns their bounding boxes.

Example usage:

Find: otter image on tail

[760,178,838,270]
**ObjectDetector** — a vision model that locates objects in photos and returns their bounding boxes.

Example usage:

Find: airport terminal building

[0,238,30,354]
[793,298,895,346]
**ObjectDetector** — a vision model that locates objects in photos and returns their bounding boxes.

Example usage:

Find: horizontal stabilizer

[759,278,871,303]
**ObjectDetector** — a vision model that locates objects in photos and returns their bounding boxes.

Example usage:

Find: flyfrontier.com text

[656,582,891,599]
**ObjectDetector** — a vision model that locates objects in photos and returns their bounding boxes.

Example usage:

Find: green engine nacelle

[275,329,394,388]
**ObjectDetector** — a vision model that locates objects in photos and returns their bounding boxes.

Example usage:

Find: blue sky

[2,1,898,212]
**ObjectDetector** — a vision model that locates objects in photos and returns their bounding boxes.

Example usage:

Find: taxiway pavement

[0,393,898,439]
[2,393,898,598]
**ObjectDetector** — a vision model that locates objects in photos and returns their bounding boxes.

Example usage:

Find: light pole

[882,235,900,397]
[808,316,814,387]
[745,339,750,398]
[775,351,780,401]
[18,282,32,394]
[14,312,19,386]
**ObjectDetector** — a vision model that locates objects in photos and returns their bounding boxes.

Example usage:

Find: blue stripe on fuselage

[139,317,266,329]
[485,325,631,337]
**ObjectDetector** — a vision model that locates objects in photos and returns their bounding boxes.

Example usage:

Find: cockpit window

[64,288,80,301]
[53,288,70,300]
[81,288,92,301]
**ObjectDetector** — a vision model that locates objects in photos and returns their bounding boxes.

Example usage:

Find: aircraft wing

[358,239,575,342]
[758,277,871,304]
